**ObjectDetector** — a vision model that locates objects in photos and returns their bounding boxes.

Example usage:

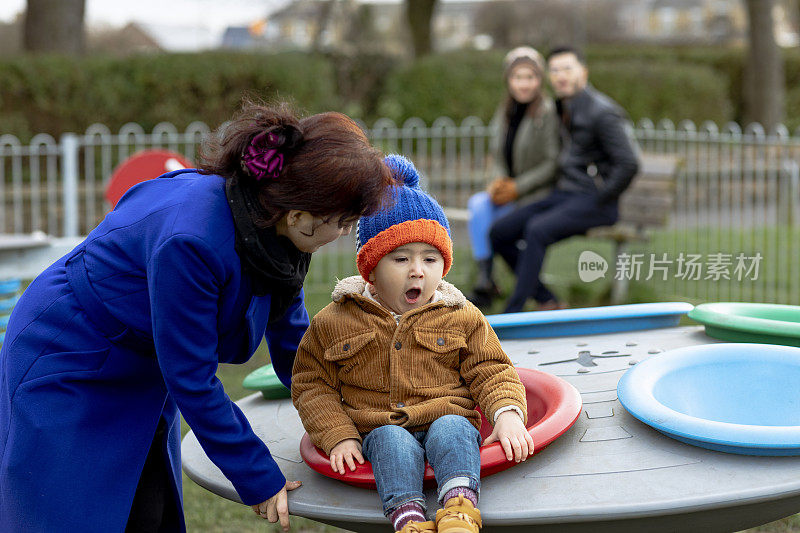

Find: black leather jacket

[555,85,639,204]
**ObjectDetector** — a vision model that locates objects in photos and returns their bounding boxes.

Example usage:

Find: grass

[181,231,800,531]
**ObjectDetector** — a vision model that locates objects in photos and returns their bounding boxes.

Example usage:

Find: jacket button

[437,337,445,346]
[395,341,402,350]
[396,402,405,408]
[343,343,350,351]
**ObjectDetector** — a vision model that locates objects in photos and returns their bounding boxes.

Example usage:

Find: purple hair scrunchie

[241,131,284,180]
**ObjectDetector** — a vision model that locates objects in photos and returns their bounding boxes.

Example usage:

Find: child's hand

[329,439,364,474]
[482,410,535,462]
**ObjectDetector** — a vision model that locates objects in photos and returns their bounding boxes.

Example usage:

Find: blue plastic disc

[487,302,694,340]
[618,343,800,455]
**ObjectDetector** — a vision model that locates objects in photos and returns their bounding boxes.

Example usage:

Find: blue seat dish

[487,302,693,340]
[0,278,21,297]
[0,295,20,312]
[618,343,800,455]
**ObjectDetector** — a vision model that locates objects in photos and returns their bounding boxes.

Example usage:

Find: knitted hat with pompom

[355,154,452,282]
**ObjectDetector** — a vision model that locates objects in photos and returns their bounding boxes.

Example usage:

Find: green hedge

[379,50,507,124]
[1,45,798,141]
[379,50,736,127]
[590,60,733,126]
[0,51,339,141]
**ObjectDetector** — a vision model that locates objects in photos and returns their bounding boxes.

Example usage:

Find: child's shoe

[396,520,436,533]
[435,494,482,532]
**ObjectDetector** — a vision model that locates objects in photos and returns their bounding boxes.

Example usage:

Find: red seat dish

[105,149,193,207]
[299,367,582,488]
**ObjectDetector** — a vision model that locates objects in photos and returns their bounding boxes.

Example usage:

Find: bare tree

[310,0,335,51]
[24,0,86,54]
[474,0,587,51]
[584,0,626,44]
[406,0,437,58]
[743,0,785,130]
[474,0,518,49]
[0,18,23,56]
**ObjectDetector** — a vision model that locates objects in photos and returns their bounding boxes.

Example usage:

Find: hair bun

[273,124,303,152]
[384,154,420,188]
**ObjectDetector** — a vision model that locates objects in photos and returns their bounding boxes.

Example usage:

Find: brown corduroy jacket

[291,275,527,455]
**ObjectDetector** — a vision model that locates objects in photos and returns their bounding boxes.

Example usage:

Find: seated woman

[467,46,559,308]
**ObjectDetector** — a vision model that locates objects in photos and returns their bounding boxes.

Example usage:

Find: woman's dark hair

[199,99,393,226]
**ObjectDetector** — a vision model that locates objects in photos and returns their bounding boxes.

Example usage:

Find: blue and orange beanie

[355,154,452,282]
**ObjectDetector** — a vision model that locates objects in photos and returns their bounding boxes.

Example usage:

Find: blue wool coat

[0,170,309,532]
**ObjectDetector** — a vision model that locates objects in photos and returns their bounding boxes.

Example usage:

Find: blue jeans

[467,191,515,260]
[361,415,482,515]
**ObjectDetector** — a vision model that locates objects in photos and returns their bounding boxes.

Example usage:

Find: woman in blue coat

[0,100,393,532]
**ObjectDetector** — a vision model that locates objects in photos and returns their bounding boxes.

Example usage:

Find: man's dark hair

[546,45,586,65]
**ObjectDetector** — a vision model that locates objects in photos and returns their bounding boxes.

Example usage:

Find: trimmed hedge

[1,45,798,141]
[590,60,733,126]
[379,50,507,124]
[380,50,735,127]
[0,51,338,141]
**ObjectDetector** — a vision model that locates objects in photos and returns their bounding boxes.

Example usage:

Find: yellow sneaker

[396,520,437,533]
[435,494,481,533]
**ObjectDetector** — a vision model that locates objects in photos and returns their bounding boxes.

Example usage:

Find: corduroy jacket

[291,276,527,455]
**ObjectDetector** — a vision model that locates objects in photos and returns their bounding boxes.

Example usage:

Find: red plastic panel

[105,149,193,207]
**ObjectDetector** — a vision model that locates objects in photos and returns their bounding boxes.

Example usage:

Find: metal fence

[2,117,799,304]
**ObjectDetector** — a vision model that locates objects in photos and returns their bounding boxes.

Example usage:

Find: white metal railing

[2,117,799,304]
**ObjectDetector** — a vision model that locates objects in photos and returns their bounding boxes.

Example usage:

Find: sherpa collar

[331,275,466,308]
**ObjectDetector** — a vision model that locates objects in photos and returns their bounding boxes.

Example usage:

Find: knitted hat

[355,154,452,282]
[503,46,545,80]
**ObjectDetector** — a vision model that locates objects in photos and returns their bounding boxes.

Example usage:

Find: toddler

[292,155,533,533]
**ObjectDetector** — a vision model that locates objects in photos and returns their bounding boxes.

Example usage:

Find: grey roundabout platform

[181,325,800,532]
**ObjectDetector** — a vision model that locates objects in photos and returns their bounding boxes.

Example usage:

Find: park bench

[588,152,682,304]
[443,152,683,306]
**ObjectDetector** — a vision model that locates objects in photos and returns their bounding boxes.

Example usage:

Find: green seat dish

[688,302,800,347]
[242,364,291,399]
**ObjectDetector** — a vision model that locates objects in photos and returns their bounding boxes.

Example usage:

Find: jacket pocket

[20,345,112,386]
[410,328,467,388]
[323,331,384,389]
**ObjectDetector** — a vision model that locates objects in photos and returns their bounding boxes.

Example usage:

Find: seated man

[490,45,639,313]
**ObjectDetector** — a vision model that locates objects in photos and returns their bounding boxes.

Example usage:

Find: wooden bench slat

[586,224,646,241]
[626,181,677,193]
[638,154,683,173]
[620,196,674,210]
[627,172,678,183]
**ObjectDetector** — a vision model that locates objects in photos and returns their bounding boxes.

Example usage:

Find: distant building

[433,1,483,51]
[224,0,483,56]
[219,0,799,54]
[221,27,256,49]
[618,0,798,46]
[88,23,162,55]
[135,23,219,52]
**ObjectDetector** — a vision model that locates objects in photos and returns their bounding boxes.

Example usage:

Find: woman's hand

[251,480,302,531]
[329,438,364,474]
[482,410,534,462]
[488,178,518,205]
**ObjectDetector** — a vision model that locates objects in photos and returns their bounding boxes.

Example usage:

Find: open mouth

[405,288,421,304]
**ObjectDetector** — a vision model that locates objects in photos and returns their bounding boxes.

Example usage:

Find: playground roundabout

[182,302,800,532]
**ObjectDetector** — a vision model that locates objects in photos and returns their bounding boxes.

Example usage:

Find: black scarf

[504,100,530,177]
[225,178,311,323]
